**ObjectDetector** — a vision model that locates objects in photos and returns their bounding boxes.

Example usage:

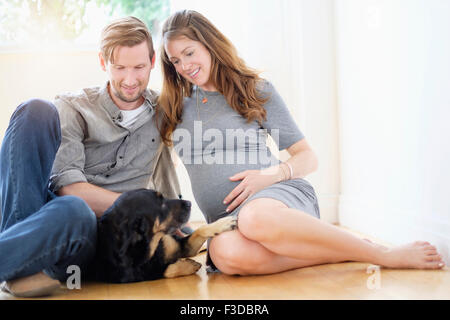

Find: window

[0,0,169,50]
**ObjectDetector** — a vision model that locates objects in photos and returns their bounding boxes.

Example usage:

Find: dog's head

[107,189,191,234]
[95,189,191,282]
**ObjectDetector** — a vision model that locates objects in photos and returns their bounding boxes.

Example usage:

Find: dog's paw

[211,216,238,236]
[186,258,202,272]
[194,216,238,238]
[164,258,202,278]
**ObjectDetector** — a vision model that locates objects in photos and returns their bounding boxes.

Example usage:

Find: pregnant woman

[158,10,445,275]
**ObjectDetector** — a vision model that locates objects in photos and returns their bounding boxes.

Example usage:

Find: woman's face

[165,36,216,91]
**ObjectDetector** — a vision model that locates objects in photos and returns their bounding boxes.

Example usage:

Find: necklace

[195,86,223,125]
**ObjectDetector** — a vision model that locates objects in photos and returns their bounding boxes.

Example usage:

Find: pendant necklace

[195,86,223,125]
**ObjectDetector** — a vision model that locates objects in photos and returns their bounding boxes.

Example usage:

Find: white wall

[0,51,105,132]
[336,0,450,264]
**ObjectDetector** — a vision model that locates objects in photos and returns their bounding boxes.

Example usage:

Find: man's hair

[100,16,154,64]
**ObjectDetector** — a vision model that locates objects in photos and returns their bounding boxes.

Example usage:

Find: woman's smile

[188,68,200,78]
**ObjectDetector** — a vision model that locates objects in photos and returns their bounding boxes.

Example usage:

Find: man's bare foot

[377,241,446,269]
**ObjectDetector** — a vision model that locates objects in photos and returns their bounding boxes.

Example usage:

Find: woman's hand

[223,168,283,213]
[223,139,319,213]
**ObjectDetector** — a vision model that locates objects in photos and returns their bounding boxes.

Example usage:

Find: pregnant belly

[184,162,274,222]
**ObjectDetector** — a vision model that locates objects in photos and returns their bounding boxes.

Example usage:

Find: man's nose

[123,70,138,86]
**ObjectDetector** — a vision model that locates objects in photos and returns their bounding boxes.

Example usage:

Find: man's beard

[111,82,145,103]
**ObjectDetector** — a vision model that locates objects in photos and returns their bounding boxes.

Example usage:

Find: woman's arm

[223,138,318,213]
[283,138,318,179]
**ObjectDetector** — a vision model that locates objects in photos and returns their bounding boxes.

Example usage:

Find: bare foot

[377,241,446,269]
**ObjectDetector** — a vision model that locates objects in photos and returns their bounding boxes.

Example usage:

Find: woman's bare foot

[376,241,445,269]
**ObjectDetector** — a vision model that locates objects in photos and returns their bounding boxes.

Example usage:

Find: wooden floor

[2,224,450,300]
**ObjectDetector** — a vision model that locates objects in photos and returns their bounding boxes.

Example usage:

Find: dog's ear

[153,216,161,233]
[119,215,152,266]
[129,215,150,244]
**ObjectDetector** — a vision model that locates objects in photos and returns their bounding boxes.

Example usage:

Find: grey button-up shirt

[49,82,181,198]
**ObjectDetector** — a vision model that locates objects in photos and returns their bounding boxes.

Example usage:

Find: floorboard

[1,224,449,300]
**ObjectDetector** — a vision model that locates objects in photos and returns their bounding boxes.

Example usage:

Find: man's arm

[51,97,120,217]
[57,182,121,218]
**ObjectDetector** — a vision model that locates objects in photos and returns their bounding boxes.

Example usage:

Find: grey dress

[173,80,320,272]
[173,80,320,223]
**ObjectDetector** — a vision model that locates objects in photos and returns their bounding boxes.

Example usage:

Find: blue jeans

[0,99,97,282]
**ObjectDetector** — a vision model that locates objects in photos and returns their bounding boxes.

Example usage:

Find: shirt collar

[99,81,157,122]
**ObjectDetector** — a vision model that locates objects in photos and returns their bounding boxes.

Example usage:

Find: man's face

[100,41,155,109]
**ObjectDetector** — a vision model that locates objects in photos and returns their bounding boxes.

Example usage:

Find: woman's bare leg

[210,197,445,275]
[209,229,332,275]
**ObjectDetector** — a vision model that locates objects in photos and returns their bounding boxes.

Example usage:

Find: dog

[93,188,237,283]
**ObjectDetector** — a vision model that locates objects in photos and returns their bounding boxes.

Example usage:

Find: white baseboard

[317,194,339,224]
[339,195,450,265]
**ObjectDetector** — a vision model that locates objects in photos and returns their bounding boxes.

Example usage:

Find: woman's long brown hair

[158,10,268,146]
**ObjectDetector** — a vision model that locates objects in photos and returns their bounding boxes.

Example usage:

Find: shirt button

[152,138,155,142]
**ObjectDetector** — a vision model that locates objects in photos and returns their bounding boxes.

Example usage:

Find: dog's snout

[183,200,192,209]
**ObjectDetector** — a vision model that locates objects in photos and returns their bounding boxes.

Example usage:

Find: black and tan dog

[93,189,237,283]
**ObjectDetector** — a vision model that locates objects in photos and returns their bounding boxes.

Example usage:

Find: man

[0,16,183,298]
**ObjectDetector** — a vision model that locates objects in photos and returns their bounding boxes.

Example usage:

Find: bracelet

[278,163,288,182]
[284,162,294,180]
